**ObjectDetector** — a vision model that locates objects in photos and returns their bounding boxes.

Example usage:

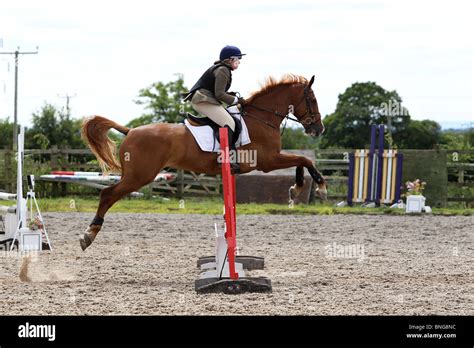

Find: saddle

[186,112,243,147]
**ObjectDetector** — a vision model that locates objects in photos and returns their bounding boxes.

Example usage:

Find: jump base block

[195,277,272,294]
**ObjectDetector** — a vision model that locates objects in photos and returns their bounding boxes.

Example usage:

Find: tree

[29,103,84,149]
[129,73,193,127]
[0,117,14,149]
[440,128,473,150]
[397,119,442,149]
[320,82,410,149]
[440,127,474,163]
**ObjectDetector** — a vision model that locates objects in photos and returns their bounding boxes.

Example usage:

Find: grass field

[3,197,471,216]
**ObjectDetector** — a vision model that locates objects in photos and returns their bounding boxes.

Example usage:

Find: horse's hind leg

[80,176,151,251]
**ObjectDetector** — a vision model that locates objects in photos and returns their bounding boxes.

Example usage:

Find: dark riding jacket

[184,62,236,105]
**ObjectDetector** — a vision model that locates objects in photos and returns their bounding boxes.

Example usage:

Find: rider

[183,45,246,173]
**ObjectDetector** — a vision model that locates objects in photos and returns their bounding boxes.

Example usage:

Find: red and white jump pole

[219,128,238,280]
[195,128,271,294]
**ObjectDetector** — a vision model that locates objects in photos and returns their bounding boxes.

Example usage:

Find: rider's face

[231,58,241,70]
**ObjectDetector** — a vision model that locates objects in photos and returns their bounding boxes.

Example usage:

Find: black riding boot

[225,126,240,174]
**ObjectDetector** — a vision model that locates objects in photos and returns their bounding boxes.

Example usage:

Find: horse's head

[292,75,324,137]
[245,74,325,136]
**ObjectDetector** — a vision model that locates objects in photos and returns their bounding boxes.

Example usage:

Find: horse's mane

[247,74,308,102]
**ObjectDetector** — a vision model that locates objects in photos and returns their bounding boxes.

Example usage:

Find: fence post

[176,169,184,198]
[51,145,60,197]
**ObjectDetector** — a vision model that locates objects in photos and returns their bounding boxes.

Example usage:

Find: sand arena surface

[0,213,472,315]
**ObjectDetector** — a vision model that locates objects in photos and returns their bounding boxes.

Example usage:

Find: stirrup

[218,162,240,175]
[230,163,241,175]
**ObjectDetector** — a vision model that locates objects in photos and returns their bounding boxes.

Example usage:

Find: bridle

[241,85,321,133]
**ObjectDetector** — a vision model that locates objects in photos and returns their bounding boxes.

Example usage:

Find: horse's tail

[81,115,130,173]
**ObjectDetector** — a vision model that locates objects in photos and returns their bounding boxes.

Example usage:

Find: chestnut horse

[80,74,327,251]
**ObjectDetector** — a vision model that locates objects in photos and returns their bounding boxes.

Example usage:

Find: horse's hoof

[79,233,93,251]
[79,236,88,251]
[80,225,101,251]
[315,184,328,201]
[316,188,328,201]
[289,184,302,201]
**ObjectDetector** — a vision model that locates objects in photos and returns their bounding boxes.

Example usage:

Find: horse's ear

[307,75,315,89]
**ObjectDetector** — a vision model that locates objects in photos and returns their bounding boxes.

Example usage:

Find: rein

[241,86,320,134]
[241,109,279,129]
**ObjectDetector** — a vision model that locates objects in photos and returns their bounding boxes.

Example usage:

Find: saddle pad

[184,110,251,153]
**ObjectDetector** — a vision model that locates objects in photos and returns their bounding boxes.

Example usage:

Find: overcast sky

[0,0,472,129]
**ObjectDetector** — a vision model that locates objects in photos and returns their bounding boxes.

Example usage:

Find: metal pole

[66,95,70,117]
[58,93,76,118]
[13,50,18,150]
[0,46,39,150]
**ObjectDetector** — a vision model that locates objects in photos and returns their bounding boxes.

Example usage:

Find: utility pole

[58,93,76,117]
[0,46,39,150]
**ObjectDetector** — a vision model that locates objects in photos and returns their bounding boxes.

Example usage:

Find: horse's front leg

[289,166,305,202]
[263,153,328,202]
